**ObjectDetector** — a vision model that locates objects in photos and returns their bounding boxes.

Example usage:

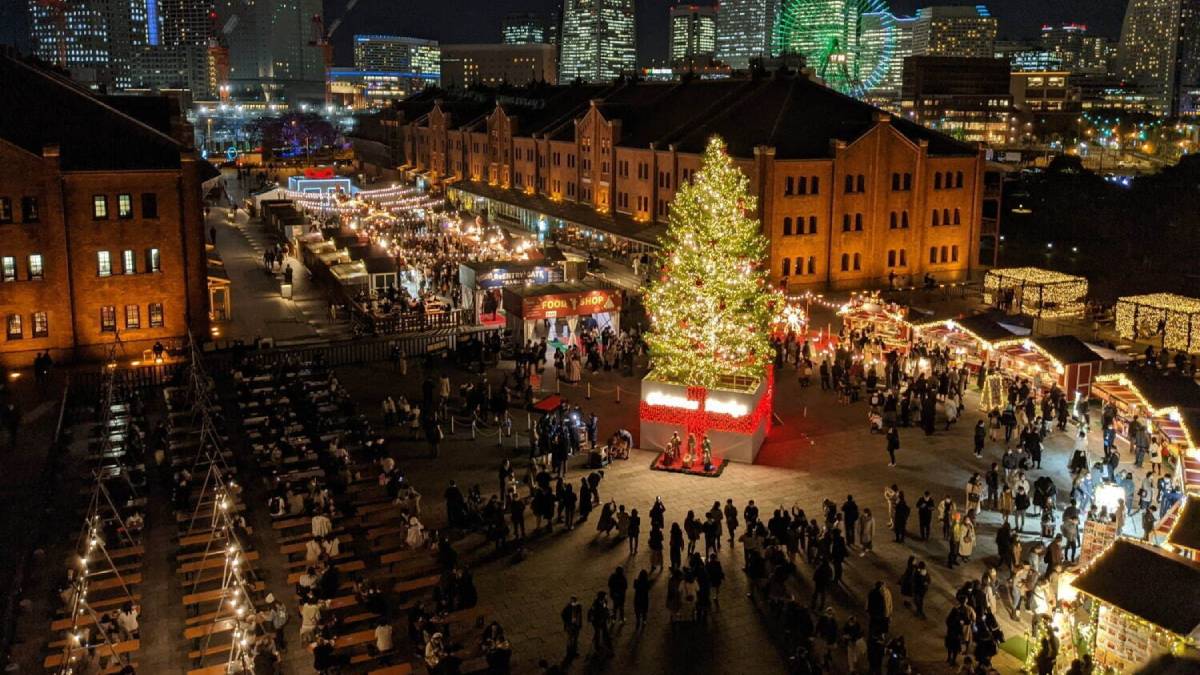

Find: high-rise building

[715,0,776,70]
[772,0,902,97]
[994,40,1064,73]
[670,5,718,65]
[862,11,916,106]
[440,44,558,87]
[911,6,998,59]
[502,13,548,44]
[1118,0,1200,116]
[560,0,636,82]
[1040,24,1111,74]
[213,0,326,101]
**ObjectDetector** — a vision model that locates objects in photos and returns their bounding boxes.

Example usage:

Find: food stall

[983,267,1088,318]
[364,257,399,296]
[912,312,1019,373]
[459,260,564,326]
[1091,371,1199,484]
[501,281,622,346]
[1115,293,1200,353]
[330,260,369,297]
[1071,539,1200,672]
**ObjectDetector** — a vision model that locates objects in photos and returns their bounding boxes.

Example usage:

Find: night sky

[0,0,1130,69]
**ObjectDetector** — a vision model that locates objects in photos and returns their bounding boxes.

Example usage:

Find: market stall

[838,293,911,355]
[364,257,399,295]
[459,260,564,326]
[1092,371,1199,484]
[330,260,369,296]
[912,313,1019,373]
[1115,293,1200,353]
[501,281,622,347]
[1165,495,1200,559]
[1071,539,1200,672]
[983,267,1088,318]
[992,335,1102,397]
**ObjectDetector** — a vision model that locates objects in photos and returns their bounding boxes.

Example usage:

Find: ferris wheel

[772,0,898,99]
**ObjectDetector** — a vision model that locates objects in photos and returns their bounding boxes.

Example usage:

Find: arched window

[889,212,897,229]
[807,257,816,274]
[783,217,792,235]
[934,173,942,189]
[840,253,850,271]
[901,211,909,228]
[953,208,961,225]
[940,245,949,263]
[808,216,818,233]
[955,171,964,188]
[855,213,863,231]
[781,258,791,276]
[932,210,940,226]
[853,253,861,270]
[842,214,851,231]
[856,174,865,192]
[943,208,951,225]
[904,173,912,190]
[899,249,907,266]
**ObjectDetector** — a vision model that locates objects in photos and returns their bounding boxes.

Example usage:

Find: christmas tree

[644,136,776,389]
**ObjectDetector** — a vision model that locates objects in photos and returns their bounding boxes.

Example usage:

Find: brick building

[352,75,1002,291]
[0,54,210,366]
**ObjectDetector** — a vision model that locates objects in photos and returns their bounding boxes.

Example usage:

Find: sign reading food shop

[522,289,620,320]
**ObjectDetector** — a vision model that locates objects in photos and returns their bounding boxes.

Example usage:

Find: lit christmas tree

[644,136,776,389]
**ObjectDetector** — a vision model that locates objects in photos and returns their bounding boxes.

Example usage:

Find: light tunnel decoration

[640,366,775,464]
[771,0,896,98]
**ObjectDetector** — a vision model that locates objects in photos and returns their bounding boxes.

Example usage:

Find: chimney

[42,144,60,159]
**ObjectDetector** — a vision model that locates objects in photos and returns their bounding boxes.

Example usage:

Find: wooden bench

[178,527,253,548]
[393,574,439,596]
[369,665,413,675]
[280,535,355,557]
[104,545,145,561]
[284,551,352,571]
[58,593,140,617]
[178,550,259,575]
[286,559,365,585]
[43,638,138,668]
[85,572,142,594]
[182,581,265,611]
[277,525,346,547]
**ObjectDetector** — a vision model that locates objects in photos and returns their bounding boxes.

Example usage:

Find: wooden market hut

[992,335,1102,397]
[1071,539,1200,671]
[1165,495,1200,559]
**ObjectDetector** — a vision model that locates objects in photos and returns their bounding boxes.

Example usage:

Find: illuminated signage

[645,391,700,410]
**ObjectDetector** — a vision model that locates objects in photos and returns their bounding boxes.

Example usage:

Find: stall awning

[1072,538,1200,637]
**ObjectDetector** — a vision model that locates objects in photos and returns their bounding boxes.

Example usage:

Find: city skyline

[0,0,1132,68]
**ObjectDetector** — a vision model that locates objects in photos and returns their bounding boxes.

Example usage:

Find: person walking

[633,570,651,631]
[857,508,875,557]
[916,491,935,541]
[893,493,911,543]
[912,561,930,618]
[842,495,860,546]
[587,592,612,654]
[648,525,664,572]
[706,554,724,605]
[723,499,739,545]
[627,509,641,555]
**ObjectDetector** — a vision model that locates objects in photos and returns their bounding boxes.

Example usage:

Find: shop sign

[522,290,620,319]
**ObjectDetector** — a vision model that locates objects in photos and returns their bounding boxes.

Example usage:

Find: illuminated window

[0,198,10,223]
[125,304,140,329]
[28,254,43,280]
[118,194,132,218]
[5,314,20,340]
[93,195,108,219]
[1,257,14,282]
[100,306,116,332]
[123,250,135,274]
[32,312,48,338]
[146,248,160,272]
[149,303,164,327]
[97,251,111,277]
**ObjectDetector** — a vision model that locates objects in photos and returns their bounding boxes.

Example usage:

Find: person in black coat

[893,493,911,542]
[633,570,651,630]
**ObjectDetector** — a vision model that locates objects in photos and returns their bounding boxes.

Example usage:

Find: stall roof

[1032,335,1102,365]
[1072,538,1200,636]
[459,259,554,273]
[1167,496,1200,553]
[330,261,368,282]
[502,279,612,299]
[955,313,1023,343]
[365,257,398,274]
[1117,293,1200,316]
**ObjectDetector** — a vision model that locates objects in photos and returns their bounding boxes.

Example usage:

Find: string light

[1114,293,1200,353]
[983,267,1088,318]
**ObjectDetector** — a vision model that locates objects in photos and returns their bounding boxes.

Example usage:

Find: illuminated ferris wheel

[771,0,897,98]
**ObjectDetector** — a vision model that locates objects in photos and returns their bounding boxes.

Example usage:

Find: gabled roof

[1167,496,1200,552]
[1032,335,1102,365]
[955,313,1022,342]
[1072,538,1200,636]
[0,54,183,171]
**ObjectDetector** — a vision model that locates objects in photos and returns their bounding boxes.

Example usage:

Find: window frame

[122,249,136,275]
[97,251,112,277]
[117,193,133,219]
[27,254,43,280]
[32,311,48,338]
[100,305,117,332]
[92,194,109,219]
[141,193,158,219]
[148,303,164,328]
[124,304,140,330]
[5,314,21,340]
[0,256,15,282]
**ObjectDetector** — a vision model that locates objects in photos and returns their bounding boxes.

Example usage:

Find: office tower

[861,11,915,105]
[213,0,326,101]
[1118,0,1200,116]
[559,0,636,82]
[354,35,441,75]
[715,0,776,70]
[28,0,145,89]
[1040,23,1112,74]
[670,4,717,64]
[902,55,1014,144]
[128,0,214,96]
[911,5,997,59]
[503,13,548,44]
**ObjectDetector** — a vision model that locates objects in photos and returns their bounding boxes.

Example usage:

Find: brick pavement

[331,350,1118,675]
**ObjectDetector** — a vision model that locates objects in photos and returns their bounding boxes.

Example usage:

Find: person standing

[648,525,664,572]
[587,592,611,654]
[669,523,684,570]
[885,426,900,466]
[632,570,651,631]
[912,561,930,618]
[562,484,577,531]
[866,581,893,638]
[627,509,642,556]
[561,596,583,657]
[842,495,860,547]
[916,491,935,541]
[723,499,739,545]
[857,508,875,557]
[893,493,911,543]
[974,420,986,458]
[607,567,628,625]
[706,554,724,605]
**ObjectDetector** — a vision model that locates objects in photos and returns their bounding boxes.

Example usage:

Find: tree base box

[638,368,773,465]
